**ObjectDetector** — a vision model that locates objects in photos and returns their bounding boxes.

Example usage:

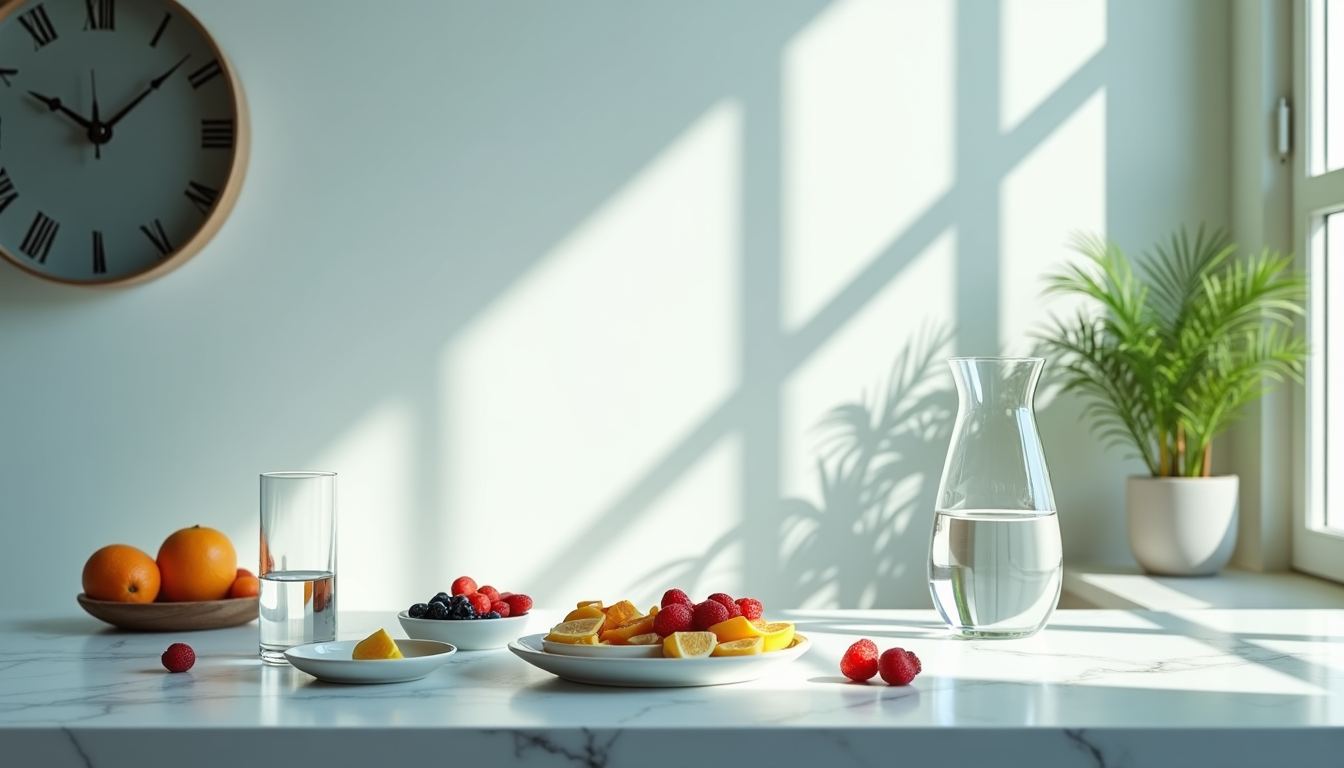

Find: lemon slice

[710,636,764,657]
[544,617,605,644]
[625,632,661,645]
[761,622,795,652]
[663,631,717,658]
[352,628,403,660]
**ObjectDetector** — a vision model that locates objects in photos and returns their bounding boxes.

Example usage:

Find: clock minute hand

[106,54,190,129]
[27,90,93,129]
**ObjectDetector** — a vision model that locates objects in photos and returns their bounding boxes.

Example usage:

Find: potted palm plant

[1039,226,1307,575]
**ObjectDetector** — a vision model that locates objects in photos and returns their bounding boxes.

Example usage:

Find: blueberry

[453,602,476,620]
[450,594,470,607]
[408,603,429,618]
[426,601,449,620]
[430,592,451,606]
[483,611,501,620]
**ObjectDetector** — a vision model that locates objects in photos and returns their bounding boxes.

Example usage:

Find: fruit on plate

[663,631,717,658]
[82,544,161,603]
[352,628,403,660]
[544,617,605,644]
[760,622,796,652]
[161,642,195,673]
[157,525,238,602]
[710,636,764,657]
[406,576,532,621]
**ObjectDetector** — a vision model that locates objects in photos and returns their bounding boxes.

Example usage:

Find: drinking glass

[259,471,336,664]
[928,357,1061,638]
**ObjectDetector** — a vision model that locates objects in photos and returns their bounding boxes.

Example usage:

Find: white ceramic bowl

[397,610,532,650]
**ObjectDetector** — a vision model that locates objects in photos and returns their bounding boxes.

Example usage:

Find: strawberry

[478,585,501,602]
[503,593,532,616]
[450,576,478,596]
[467,592,492,615]
[690,599,730,631]
[660,589,693,609]
[161,642,195,673]
[878,647,921,686]
[491,600,511,618]
[840,638,878,681]
[652,603,693,636]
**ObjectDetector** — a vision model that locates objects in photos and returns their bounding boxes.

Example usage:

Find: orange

[82,544,161,603]
[602,600,641,627]
[599,613,656,645]
[663,631,717,658]
[156,525,238,602]
[563,604,607,624]
[228,573,260,599]
[352,628,402,660]
[707,616,767,644]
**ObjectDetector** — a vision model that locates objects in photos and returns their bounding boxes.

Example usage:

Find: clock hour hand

[27,90,94,130]
[106,54,190,129]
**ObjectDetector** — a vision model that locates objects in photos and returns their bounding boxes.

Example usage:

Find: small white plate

[541,639,663,658]
[284,639,456,684]
[510,633,811,687]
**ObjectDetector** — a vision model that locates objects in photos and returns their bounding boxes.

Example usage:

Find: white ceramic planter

[1125,475,1239,576]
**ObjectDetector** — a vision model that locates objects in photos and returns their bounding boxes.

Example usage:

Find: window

[1294,0,1344,581]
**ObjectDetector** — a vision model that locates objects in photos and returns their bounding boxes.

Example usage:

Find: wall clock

[0,0,246,286]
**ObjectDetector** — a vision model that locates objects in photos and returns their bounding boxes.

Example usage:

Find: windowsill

[1060,564,1344,610]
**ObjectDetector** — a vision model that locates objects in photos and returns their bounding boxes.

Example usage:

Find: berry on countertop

[451,576,478,596]
[161,643,195,673]
[426,601,449,620]
[840,638,879,682]
[408,602,429,619]
[877,647,922,686]
[652,603,693,636]
[691,599,730,631]
[491,600,511,618]
[502,593,532,616]
[734,598,763,621]
[478,585,501,602]
[661,589,693,609]
[467,592,492,615]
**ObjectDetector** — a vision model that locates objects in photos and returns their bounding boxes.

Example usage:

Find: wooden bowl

[76,593,259,631]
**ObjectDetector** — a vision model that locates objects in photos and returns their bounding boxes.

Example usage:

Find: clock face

[0,0,245,286]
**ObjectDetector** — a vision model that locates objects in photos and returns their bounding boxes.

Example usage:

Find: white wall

[0,0,1231,615]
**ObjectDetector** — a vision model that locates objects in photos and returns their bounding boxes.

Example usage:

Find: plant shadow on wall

[636,326,956,608]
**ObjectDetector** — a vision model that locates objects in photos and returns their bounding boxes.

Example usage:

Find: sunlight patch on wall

[306,400,414,611]
[999,89,1106,369]
[440,102,741,604]
[782,0,954,332]
[1000,0,1106,133]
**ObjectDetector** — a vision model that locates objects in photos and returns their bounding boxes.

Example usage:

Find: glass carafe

[928,357,1061,638]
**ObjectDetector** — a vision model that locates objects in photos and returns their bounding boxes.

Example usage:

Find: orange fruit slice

[710,636,764,657]
[576,600,603,609]
[626,632,661,645]
[663,631,717,658]
[602,600,641,627]
[761,622,795,652]
[563,604,607,624]
[352,628,403,660]
[599,613,656,645]
[82,544,161,603]
[545,617,606,644]
[707,616,767,643]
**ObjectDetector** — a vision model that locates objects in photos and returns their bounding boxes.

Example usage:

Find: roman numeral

[140,218,172,256]
[92,230,106,274]
[149,12,171,47]
[0,168,17,215]
[0,68,16,87]
[18,4,58,50]
[83,0,114,31]
[184,181,219,215]
[187,59,222,90]
[20,212,58,263]
[200,119,233,149]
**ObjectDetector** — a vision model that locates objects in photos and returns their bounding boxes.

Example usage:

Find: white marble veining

[1,608,1342,767]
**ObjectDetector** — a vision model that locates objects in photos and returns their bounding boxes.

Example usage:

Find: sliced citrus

[750,618,768,629]
[576,600,603,609]
[563,604,607,623]
[710,636,764,657]
[352,628,403,660]
[599,613,657,645]
[544,617,606,644]
[626,632,661,645]
[761,622,795,652]
[663,631,717,659]
[602,600,641,627]
[707,615,767,643]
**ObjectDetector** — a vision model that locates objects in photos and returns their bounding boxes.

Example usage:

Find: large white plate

[284,639,456,684]
[509,633,811,688]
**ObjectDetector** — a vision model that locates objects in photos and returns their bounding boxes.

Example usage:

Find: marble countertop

[2,607,1342,767]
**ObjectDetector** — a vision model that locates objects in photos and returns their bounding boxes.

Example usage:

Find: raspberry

[652,603,693,636]
[450,576,478,596]
[707,592,735,609]
[661,589,693,609]
[878,647,921,686]
[491,600,511,618]
[735,598,763,621]
[690,599,730,631]
[503,593,532,616]
[161,642,195,673]
[839,638,879,681]
[467,592,492,615]
[478,585,501,602]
